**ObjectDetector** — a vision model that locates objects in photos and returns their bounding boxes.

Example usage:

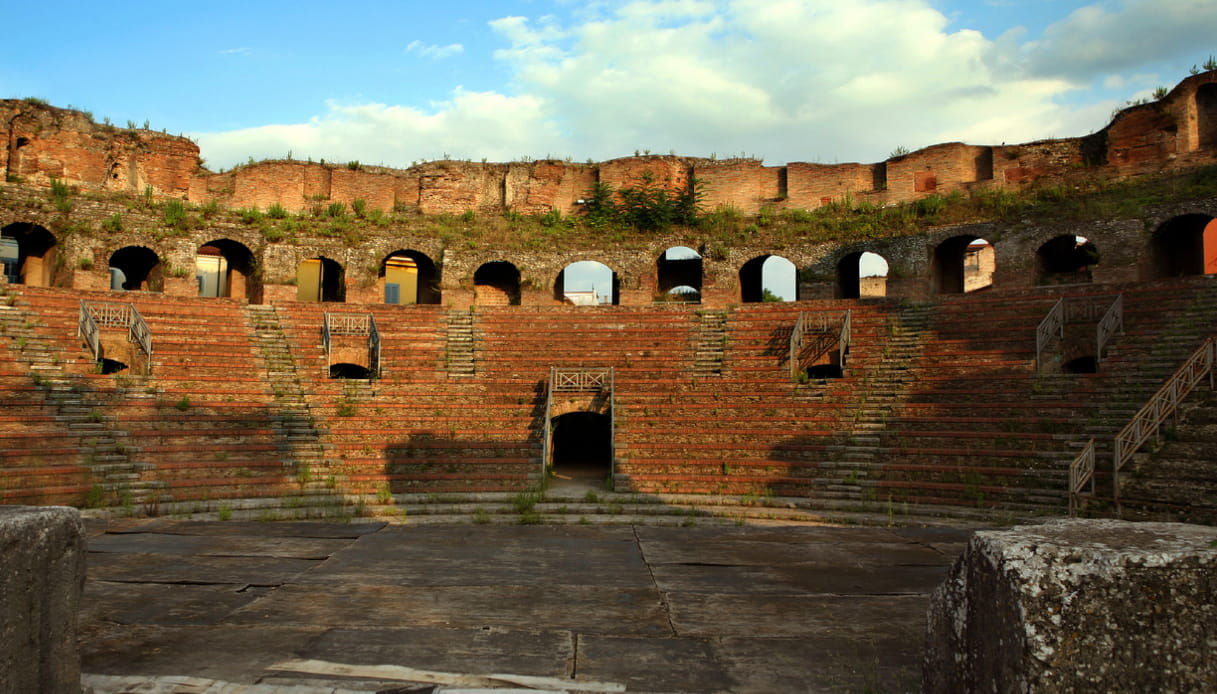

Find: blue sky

[4,0,1214,172]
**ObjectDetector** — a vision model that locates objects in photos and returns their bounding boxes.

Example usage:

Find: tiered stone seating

[275,303,538,495]
[613,301,879,496]
[1,277,1213,525]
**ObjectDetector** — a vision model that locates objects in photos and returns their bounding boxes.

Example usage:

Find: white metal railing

[128,305,152,361]
[323,312,378,378]
[552,367,612,392]
[790,310,850,380]
[1068,438,1096,517]
[1035,297,1064,373]
[839,309,852,371]
[1036,294,1123,373]
[368,315,381,378]
[1095,294,1123,367]
[78,300,102,361]
[1112,337,1215,500]
[78,300,152,372]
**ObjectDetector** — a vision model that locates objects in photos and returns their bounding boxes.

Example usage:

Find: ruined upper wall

[4,72,1217,217]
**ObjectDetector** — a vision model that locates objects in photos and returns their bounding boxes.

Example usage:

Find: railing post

[609,366,616,486]
[542,367,554,479]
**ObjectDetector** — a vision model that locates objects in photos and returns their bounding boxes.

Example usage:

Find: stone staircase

[693,309,726,376]
[243,304,332,494]
[0,286,150,506]
[806,304,933,513]
[1117,388,1217,524]
[446,308,475,377]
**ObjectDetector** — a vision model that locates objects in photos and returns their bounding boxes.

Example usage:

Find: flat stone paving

[79,519,972,693]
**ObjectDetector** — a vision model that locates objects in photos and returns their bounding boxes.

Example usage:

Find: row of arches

[3,214,1215,302]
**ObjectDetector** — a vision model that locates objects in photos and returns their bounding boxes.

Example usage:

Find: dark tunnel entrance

[550,411,613,487]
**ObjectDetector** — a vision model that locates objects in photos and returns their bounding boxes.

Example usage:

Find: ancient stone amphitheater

[3,72,1216,527]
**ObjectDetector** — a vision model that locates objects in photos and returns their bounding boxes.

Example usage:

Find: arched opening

[99,359,128,375]
[1062,356,1098,374]
[108,246,163,292]
[555,260,617,305]
[196,239,259,302]
[656,246,702,303]
[297,257,345,302]
[379,250,440,304]
[804,363,844,379]
[550,411,612,486]
[474,261,521,306]
[1197,83,1217,150]
[1037,235,1099,284]
[1151,214,1217,278]
[740,254,797,302]
[933,235,994,294]
[837,251,889,298]
[0,222,57,286]
[330,363,372,379]
[663,285,701,302]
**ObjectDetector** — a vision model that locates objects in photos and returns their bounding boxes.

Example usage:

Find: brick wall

[4,72,1217,222]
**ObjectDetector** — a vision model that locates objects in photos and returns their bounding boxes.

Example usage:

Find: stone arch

[196,239,260,302]
[297,256,345,302]
[1197,82,1217,150]
[1151,214,1217,278]
[657,246,702,302]
[932,235,994,295]
[108,246,163,292]
[379,250,439,304]
[474,261,521,306]
[555,260,618,305]
[1037,235,1099,284]
[549,411,613,485]
[837,251,889,299]
[0,222,57,286]
[740,254,797,302]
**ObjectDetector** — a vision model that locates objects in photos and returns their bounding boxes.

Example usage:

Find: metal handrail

[789,313,806,380]
[839,309,852,371]
[324,312,377,378]
[552,368,612,392]
[1112,337,1215,499]
[1035,297,1064,373]
[790,310,850,380]
[1095,294,1123,367]
[129,305,152,360]
[79,300,152,372]
[368,315,381,378]
[1068,438,1096,517]
[78,300,101,361]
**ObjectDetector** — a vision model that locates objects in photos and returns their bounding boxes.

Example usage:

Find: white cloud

[193,0,1216,171]
[405,40,465,60]
[217,47,251,56]
[1020,0,1217,83]
[194,89,561,169]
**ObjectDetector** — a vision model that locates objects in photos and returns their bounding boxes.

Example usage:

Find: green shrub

[267,203,288,219]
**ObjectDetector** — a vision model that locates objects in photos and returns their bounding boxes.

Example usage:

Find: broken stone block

[924,518,1217,693]
[0,505,86,694]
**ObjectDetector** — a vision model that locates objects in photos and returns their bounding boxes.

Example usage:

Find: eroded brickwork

[4,73,1216,219]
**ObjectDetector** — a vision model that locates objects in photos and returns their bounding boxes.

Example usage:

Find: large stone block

[0,506,86,694]
[925,519,1217,693]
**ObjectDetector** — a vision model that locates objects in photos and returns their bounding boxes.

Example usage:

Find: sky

[4,0,1215,173]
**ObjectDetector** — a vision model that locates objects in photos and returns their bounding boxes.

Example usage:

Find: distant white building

[563,289,600,306]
